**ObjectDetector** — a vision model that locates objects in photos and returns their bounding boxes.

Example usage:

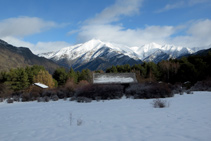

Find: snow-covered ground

[0,92,211,141]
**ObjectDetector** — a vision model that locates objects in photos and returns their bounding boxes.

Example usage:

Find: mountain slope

[193,46,211,56]
[0,39,60,73]
[39,39,142,71]
[39,39,197,70]
[143,50,171,63]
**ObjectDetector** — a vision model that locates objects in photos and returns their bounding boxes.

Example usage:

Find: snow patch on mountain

[39,39,140,62]
[38,39,209,70]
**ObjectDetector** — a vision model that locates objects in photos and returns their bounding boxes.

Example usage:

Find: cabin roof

[93,73,137,84]
[34,83,49,89]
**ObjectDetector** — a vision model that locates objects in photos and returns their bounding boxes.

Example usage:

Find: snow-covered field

[0,92,211,141]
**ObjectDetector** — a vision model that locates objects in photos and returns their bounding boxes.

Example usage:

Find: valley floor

[0,92,211,141]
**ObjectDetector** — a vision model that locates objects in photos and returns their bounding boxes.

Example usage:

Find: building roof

[93,73,137,84]
[34,83,49,89]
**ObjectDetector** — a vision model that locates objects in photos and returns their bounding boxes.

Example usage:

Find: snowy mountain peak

[38,39,203,70]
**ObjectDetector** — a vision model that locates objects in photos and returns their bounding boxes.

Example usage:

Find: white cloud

[87,0,142,24]
[34,41,70,54]
[77,0,177,46]
[0,16,57,38]
[78,24,176,46]
[0,16,71,54]
[2,36,70,54]
[2,36,34,48]
[76,0,211,48]
[171,19,211,47]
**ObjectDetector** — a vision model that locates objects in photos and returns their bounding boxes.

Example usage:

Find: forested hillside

[0,39,60,73]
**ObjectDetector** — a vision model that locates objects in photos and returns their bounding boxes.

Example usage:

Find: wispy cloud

[86,0,142,24]
[156,0,211,13]
[155,1,185,13]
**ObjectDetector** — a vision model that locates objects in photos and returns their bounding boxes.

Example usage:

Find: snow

[38,39,197,64]
[0,92,211,141]
[93,73,137,84]
[34,83,49,89]
[94,76,134,84]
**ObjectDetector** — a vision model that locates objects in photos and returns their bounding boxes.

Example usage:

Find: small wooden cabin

[93,73,137,84]
[33,83,49,89]
[93,73,137,92]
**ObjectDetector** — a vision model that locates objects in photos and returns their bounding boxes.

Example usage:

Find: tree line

[0,65,92,92]
[106,52,211,85]
[0,51,210,93]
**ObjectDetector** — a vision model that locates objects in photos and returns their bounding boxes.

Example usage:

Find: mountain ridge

[0,39,60,73]
[39,39,208,70]
[1,38,210,72]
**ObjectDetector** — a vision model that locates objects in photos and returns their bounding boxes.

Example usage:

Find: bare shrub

[30,91,40,101]
[56,89,66,99]
[77,119,83,126]
[190,79,211,91]
[21,93,31,102]
[43,96,50,102]
[69,113,73,126]
[75,84,123,100]
[0,98,3,102]
[13,95,20,102]
[0,83,13,99]
[77,80,89,89]
[171,84,184,95]
[95,96,101,101]
[125,83,173,99]
[7,98,14,104]
[37,97,43,102]
[64,79,76,97]
[76,97,92,103]
[69,113,83,126]
[70,97,76,101]
[152,99,169,108]
[51,94,59,101]
[186,90,193,94]
[42,89,56,97]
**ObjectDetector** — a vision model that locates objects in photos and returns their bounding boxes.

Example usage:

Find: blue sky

[0,0,211,53]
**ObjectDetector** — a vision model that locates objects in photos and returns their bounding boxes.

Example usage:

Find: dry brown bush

[0,83,13,99]
[21,93,31,102]
[75,84,123,100]
[77,80,90,89]
[152,99,169,108]
[125,82,173,99]
[190,78,211,91]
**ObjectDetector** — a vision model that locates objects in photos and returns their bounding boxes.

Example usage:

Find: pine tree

[53,67,68,86]
[7,68,29,91]
[68,67,78,83]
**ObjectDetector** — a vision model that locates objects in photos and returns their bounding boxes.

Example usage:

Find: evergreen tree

[78,69,92,83]
[123,64,131,72]
[146,62,160,81]
[7,68,29,91]
[0,71,8,83]
[53,67,68,86]
[68,67,78,83]
[177,57,197,83]
[25,65,45,84]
